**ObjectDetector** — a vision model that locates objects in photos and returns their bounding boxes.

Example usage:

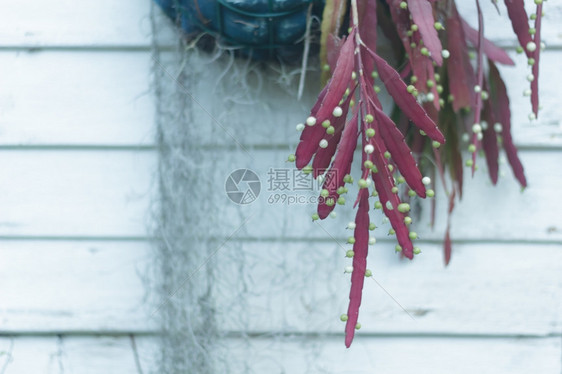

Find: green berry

[369,223,376,230]
[311,213,319,221]
[346,250,355,258]
[398,203,411,213]
[365,114,374,123]
[395,244,402,252]
[409,231,418,240]
[374,201,382,209]
[366,128,376,138]
[404,216,412,225]
[340,314,348,322]
[337,196,346,205]
[408,189,417,197]
[426,189,435,198]
[287,154,296,162]
[347,237,356,244]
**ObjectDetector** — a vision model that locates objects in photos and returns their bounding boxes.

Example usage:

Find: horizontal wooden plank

[0,51,154,146]
[1,240,558,336]
[151,49,562,150]
[1,335,559,374]
[0,148,558,241]
[0,336,157,374]
[0,150,155,237]
[0,241,153,333]
[201,149,562,242]
[223,335,562,374]
[213,241,562,336]
[0,50,558,148]
[0,0,151,47]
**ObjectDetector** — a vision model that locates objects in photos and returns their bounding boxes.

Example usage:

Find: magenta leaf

[344,188,370,348]
[489,61,527,187]
[374,106,426,197]
[371,130,414,259]
[531,3,542,117]
[504,0,533,58]
[445,3,476,111]
[367,49,445,143]
[460,18,515,65]
[481,94,499,184]
[317,112,358,219]
[296,31,356,169]
[407,0,443,65]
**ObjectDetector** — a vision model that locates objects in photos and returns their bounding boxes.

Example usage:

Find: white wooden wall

[0,0,560,373]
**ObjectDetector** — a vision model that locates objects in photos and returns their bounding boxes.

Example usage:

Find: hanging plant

[290,0,543,347]
[155,0,544,348]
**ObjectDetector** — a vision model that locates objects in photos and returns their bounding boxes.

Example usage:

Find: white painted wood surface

[0,0,560,372]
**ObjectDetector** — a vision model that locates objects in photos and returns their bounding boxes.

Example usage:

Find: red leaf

[407,0,443,65]
[531,3,542,117]
[504,0,533,58]
[367,49,445,143]
[444,226,452,265]
[460,18,515,66]
[317,113,358,219]
[296,31,356,169]
[370,130,414,259]
[344,188,370,348]
[374,106,426,197]
[489,61,527,187]
[481,92,499,185]
[445,3,476,111]
[312,90,355,177]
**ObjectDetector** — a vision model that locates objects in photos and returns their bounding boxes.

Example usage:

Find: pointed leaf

[296,31,356,169]
[317,113,358,219]
[345,189,369,348]
[370,131,414,258]
[504,0,533,58]
[374,106,426,197]
[367,49,445,143]
[461,18,515,65]
[489,61,527,187]
[407,0,443,65]
[445,4,476,111]
[531,3,542,117]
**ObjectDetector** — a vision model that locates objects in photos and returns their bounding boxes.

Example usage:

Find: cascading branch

[289,0,544,347]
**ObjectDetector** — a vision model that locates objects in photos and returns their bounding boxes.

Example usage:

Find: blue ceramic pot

[154,0,323,60]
